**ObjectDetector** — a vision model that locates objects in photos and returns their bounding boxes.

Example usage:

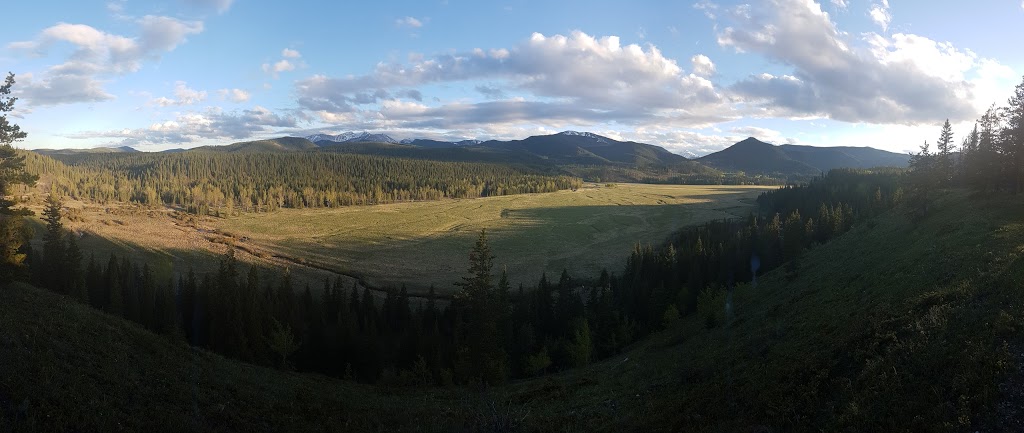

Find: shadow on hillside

[280,187,769,295]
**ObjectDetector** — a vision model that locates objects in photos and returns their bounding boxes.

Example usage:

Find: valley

[31,183,772,296]
[217,183,772,292]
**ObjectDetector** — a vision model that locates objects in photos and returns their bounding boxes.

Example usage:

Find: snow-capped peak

[305,131,398,144]
[558,131,609,143]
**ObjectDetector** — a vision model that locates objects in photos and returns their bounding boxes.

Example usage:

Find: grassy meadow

[5,189,1022,432]
[217,183,774,293]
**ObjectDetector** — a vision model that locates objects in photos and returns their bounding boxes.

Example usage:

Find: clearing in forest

[217,183,774,293]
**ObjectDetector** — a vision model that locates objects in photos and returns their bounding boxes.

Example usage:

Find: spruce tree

[1003,75,1024,193]
[65,233,85,303]
[908,140,935,217]
[935,119,955,186]
[453,229,505,384]
[0,73,38,283]
[41,193,66,292]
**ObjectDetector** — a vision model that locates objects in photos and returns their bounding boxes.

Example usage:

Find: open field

[218,183,774,293]
[29,183,772,296]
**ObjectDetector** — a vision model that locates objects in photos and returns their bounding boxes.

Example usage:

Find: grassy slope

[2,190,1023,432]
[218,184,771,293]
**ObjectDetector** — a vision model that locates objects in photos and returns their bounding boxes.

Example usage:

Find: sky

[2,0,1022,156]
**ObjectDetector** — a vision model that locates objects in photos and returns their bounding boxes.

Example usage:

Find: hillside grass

[218,183,772,293]
[3,189,1022,432]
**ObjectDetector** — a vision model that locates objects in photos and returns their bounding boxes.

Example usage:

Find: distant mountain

[404,139,482,148]
[193,137,318,153]
[305,132,398,144]
[478,131,688,167]
[698,137,909,176]
[698,138,819,176]
[779,144,910,172]
[33,146,138,156]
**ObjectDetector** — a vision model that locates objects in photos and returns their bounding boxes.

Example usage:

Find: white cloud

[831,0,848,9]
[869,2,892,31]
[295,30,728,129]
[14,73,115,106]
[691,54,716,77]
[148,81,207,106]
[714,0,1000,124]
[152,81,206,106]
[261,59,295,78]
[693,0,719,19]
[67,105,297,146]
[261,48,303,78]
[9,17,202,106]
[396,16,423,28]
[218,88,251,103]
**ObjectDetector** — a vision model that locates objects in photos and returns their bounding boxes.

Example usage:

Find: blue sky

[3,0,1022,155]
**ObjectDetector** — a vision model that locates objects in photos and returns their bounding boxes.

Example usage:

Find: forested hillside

[24,151,582,214]
[7,171,1024,432]
[21,168,898,385]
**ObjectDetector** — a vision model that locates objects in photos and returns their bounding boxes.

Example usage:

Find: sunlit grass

[218,183,775,292]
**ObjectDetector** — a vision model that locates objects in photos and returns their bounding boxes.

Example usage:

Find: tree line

[906,75,1024,216]
[20,167,900,385]
[25,151,582,215]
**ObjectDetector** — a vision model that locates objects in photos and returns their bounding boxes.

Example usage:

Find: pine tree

[935,119,955,186]
[65,233,85,303]
[782,210,804,278]
[41,193,66,292]
[977,106,1001,192]
[908,140,935,217]
[1003,75,1024,193]
[453,229,506,383]
[0,73,38,283]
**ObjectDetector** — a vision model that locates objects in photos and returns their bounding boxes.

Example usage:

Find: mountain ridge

[698,137,909,175]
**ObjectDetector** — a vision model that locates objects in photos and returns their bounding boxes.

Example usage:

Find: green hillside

[2,190,1022,432]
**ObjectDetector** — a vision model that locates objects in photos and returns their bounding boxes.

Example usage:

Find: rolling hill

[3,190,1021,431]
[699,137,910,176]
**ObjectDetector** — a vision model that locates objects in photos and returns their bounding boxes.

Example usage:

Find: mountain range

[33,132,911,180]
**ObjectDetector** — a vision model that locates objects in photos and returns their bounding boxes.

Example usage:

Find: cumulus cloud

[218,88,251,103]
[262,60,295,77]
[67,105,297,146]
[151,81,206,106]
[262,48,302,78]
[294,30,728,131]
[691,54,716,77]
[715,0,990,124]
[9,17,202,106]
[396,16,423,28]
